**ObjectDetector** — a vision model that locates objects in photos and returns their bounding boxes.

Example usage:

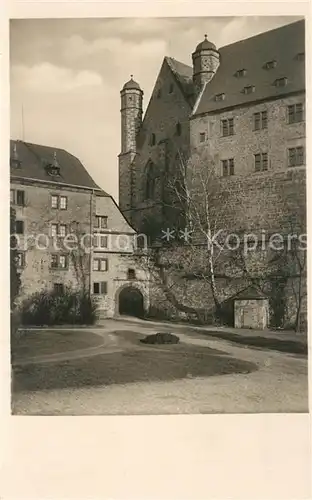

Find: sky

[10,16,302,201]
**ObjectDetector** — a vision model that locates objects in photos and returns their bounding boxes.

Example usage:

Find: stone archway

[118,286,145,318]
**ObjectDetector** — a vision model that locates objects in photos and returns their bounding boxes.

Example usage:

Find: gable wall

[129,59,192,236]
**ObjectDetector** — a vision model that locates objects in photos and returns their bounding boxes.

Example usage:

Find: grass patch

[12,329,103,359]
[200,331,307,355]
[13,344,257,393]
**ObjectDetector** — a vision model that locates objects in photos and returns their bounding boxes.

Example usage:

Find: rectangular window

[51,254,58,268]
[288,103,304,124]
[222,118,234,137]
[93,282,107,295]
[254,111,268,130]
[17,252,26,268]
[51,254,68,269]
[59,255,67,269]
[101,236,108,248]
[60,196,67,210]
[94,234,108,249]
[10,189,15,204]
[222,159,234,177]
[95,216,108,229]
[288,147,305,167]
[51,195,58,209]
[93,258,108,271]
[51,224,58,237]
[59,224,67,237]
[127,268,136,280]
[199,132,206,143]
[93,259,99,271]
[16,190,25,206]
[54,283,64,295]
[229,158,234,176]
[15,220,24,234]
[255,153,269,172]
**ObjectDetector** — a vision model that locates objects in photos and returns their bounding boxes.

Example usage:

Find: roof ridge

[165,56,193,76]
[166,56,192,68]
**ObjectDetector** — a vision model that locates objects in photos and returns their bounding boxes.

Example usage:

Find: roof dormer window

[264,60,277,70]
[243,85,255,94]
[46,165,60,176]
[296,52,305,61]
[10,142,21,168]
[235,69,246,78]
[45,151,61,176]
[215,93,225,101]
[274,77,288,88]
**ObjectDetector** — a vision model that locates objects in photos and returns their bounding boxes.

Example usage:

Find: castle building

[10,140,149,319]
[119,20,305,237]
[118,19,306,325]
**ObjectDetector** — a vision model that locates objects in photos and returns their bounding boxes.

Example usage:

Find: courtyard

[11,318,308,415]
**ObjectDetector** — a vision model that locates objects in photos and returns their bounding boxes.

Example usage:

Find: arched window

[145,160,158,200]
[149,133,156,146]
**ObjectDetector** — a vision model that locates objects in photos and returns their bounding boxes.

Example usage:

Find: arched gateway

[118,286,145,318]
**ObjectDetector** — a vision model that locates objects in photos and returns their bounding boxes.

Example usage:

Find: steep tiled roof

[10,140,108,193]
[165,57,196,106]
[194,20,305,116]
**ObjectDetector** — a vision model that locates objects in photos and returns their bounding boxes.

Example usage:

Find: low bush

[20,287,98,326]
[140,332,180,345]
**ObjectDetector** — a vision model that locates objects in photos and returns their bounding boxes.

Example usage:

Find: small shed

[234,286,269,330]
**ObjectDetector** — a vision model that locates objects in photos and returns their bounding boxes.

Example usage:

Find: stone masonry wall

[93,194,149,318]
[146,94,306,327]
[11,180,150,318]
[124,59,192,234]
[11,179,93,298]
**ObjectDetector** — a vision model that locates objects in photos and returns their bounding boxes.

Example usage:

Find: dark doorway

[118,287,144,318]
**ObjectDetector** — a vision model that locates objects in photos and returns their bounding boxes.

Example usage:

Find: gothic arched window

[145,160,158,200]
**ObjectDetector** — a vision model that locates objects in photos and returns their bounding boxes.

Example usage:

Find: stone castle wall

[119,59,306,328]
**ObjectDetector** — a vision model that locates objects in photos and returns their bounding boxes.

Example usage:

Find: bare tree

[169,150,233,310]
[66,221,91,293]
[132,151,235,322]
[280,178,307,332]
